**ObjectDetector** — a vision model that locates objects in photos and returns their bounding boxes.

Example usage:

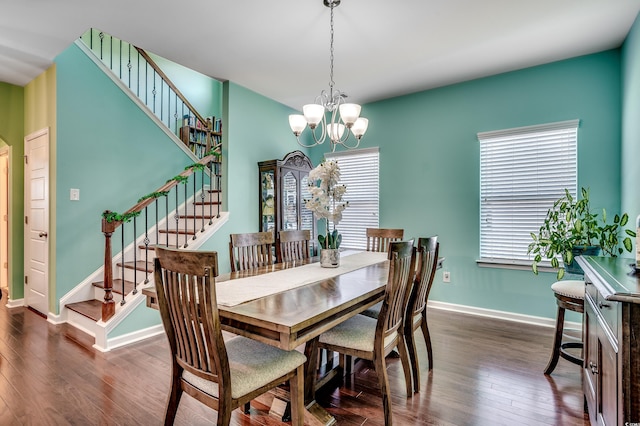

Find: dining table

[143,250,394,425]
[144,249,444,425]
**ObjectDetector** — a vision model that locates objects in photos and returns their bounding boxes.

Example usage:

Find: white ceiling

[2,0,640,109]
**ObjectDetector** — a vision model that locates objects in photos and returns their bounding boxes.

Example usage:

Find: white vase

[320,249,340,268]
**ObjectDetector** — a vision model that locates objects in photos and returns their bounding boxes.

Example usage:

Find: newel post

[102,212,119,322]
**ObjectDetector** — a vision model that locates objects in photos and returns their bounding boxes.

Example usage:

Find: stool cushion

[551,280,585,300]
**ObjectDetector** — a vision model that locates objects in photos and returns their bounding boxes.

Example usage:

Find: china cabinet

[258,151,315,261]
[576,256,640,426]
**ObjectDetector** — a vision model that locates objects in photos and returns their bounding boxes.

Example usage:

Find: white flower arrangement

[305,160,348,249]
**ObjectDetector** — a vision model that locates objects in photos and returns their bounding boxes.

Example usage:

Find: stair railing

[79,29,221,159]
[101,153,221,322]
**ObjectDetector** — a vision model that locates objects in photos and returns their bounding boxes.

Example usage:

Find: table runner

[216,251,388,306]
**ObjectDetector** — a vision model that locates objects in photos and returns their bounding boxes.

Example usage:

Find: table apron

[220,292,384,351]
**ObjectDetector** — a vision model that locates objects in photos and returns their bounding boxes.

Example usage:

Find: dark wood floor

[0,292,589,425]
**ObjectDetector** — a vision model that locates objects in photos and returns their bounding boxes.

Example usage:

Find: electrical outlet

[70,188,80,201]
[443,271,451,283]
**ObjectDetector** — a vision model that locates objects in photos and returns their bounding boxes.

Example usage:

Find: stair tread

[119,260,154,273]
[159,228,197,235]
[193,201,221,206]
[92,279,136,295]
[179,214,217,219]
[66,300,103,322]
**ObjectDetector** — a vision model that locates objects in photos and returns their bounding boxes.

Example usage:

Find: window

[325,148,379,250]
[478,120,579,265]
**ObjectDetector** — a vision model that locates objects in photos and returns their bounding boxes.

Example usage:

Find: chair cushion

[182,336,306,400]
[360,302,381,319]
[319,314,397,353]
[551,280,585,300]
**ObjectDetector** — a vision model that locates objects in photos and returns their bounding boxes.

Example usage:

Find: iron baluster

[120,226,126,306]
[174,186,180,248]
[200,168,205,232]
[144,207,150,284]
[132,217,138,295]
[155,198,159,249]
[99,31,104,60]
[165,194,170,247]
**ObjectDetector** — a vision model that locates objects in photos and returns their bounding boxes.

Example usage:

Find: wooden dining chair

[404,236,439,392]
[318,240,416,425]
[229,231,275,272]
[278,229,312,262]
[366,228,404,252]
[153,246,306,426]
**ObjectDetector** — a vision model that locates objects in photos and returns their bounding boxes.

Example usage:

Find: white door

[0,147,9,296]
[24,129,49,315]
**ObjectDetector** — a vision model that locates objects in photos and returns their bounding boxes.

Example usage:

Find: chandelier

[289,0,368,152]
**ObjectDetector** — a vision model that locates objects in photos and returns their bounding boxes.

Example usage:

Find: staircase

[57,30,228,351]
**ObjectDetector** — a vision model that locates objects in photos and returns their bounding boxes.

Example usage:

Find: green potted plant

[528,187,636,279]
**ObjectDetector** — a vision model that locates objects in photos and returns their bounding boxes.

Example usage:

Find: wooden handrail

[135,47,209,128]
[101,153,219,321]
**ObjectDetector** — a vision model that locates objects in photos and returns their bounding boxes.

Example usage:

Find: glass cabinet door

[301,174,314,229]
[301,174,316,254]
[260,170,275,232]
[282,171,298,230]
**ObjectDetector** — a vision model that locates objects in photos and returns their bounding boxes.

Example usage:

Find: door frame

[0,145,10,299]
[23,128,50,315]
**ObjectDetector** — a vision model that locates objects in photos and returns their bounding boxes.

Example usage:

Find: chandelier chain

[329,2,335,95]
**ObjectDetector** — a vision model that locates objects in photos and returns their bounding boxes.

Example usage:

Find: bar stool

[544,280,584,375]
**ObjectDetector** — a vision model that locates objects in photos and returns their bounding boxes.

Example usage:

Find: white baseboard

[5,298,24,309]
[428,300,582,331]
[98,324,165,352]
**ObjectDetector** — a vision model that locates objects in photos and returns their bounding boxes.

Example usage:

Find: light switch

[70,188,80,201]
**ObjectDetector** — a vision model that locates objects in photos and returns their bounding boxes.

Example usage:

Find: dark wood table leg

[303,337,336,426]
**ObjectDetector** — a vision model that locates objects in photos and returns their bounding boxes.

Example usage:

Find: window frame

[477,120,579,270]
[325,147,380,250]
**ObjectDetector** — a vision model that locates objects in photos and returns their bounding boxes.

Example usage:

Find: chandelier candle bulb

[289,115,307,136]
[303,104,324,127]
[339,103,361,126]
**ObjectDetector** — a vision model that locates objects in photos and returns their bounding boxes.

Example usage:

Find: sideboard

[576,256,640,426]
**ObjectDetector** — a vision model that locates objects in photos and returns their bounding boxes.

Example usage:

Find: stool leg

[544,305,565,375]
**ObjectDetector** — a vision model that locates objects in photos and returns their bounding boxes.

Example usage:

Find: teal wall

[315,51,623,320]
[621,14,640,229]
[197,82,308,271]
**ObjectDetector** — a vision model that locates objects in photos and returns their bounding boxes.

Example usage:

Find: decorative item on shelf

[528,187,636,279]
[305,160,348,268]
[288,0,369,152]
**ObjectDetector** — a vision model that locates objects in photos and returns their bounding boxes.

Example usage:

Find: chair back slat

[229,231,275,272]
[366,228,404,253]
[377,240,416,344]
[409,237,439,319]
[279,230,312,262]
[153,247,228,383]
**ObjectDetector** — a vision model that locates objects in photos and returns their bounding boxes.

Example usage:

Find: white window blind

[325,148,379,250]
[478,120,579,263]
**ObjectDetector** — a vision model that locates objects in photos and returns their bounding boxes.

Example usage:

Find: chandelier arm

[310,113,328,145]
[336,134,362,150]
[294,136,321,148]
